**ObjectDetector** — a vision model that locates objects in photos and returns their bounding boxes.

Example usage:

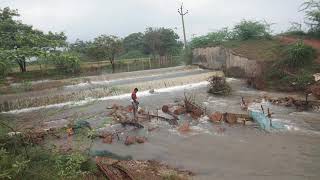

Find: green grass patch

[222,39,286,62]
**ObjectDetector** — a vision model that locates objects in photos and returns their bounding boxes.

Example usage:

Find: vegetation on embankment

[0,115,101,179]
[187,2,320,93]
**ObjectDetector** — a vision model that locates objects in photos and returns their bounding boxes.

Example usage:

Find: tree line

[0,7,183,77]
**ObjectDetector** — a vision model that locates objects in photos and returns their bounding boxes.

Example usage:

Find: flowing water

[1,67,320,180]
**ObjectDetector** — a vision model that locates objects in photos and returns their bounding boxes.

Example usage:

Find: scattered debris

[264,96,320,111]
[96,157,193,180]
[162,105,179,120]
[173,106,187,115]
[184,95,204,119]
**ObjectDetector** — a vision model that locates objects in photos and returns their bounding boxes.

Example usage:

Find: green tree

[144,27,181,57]
[233,20,271,40]
[301,0,320,36]
[0,7,66,72]
[69,39,94,61]
[123,32,144,52]
[92,35,122,73]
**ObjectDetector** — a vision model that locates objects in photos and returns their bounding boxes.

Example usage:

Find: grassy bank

[220,38,320,92]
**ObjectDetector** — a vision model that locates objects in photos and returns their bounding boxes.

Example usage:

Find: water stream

[1,67,320,180]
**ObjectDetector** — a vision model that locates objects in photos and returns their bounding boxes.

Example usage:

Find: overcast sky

[1,0,306,42]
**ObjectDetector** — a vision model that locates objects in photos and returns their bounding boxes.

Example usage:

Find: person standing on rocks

[131,88,139,121]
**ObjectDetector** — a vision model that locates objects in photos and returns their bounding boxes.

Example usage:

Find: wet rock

[162,105,170,113]
[149,89,155,94]
[136,137,146,144]
[102,134,113,144]
[225,113,237,124]
[190,109,203,119]
[209,112,223,123]
[178,122,190,133]
[173,106,186,115]
[125,136,136,146]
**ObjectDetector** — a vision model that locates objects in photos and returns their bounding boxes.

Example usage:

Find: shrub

[278,71,315,91]
[285,41,316,68]
[207,76,232,96]
[190,28,233,48]
[55,153,86,178]
[180,47,193,65]
[233,20,271,40]
[0,148,30,179]
[0,50,12,78]
[51,53,81,73]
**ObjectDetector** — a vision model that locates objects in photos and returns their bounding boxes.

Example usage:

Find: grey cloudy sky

[1,0,306,42]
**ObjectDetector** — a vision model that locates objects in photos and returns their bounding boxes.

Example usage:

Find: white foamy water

[63,69,204,90]
[3,81,209,114]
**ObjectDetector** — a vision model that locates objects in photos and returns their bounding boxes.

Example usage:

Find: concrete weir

[193,46,263,77]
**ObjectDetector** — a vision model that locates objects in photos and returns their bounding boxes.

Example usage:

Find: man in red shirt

[131,88,139,121]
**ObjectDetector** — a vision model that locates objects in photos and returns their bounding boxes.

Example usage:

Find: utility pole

[178,3,188,48]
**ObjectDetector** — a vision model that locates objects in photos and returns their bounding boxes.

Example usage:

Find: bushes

[285,41,316,68]
[51,53,81,73]
[207,76,231,96]
[190,28,233,48]
[233,20,271,40]
[55,153,87,178]
[190,20,272,49]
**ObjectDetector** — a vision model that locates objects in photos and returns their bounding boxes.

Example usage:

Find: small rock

[125,136,136,146]
[149,89,155,94]
[225,113,237,124]
[136,137,146,144]
[102,135,113,144]
[245,121,254,126]
[162,105,170,113]
[209,112,223,123]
